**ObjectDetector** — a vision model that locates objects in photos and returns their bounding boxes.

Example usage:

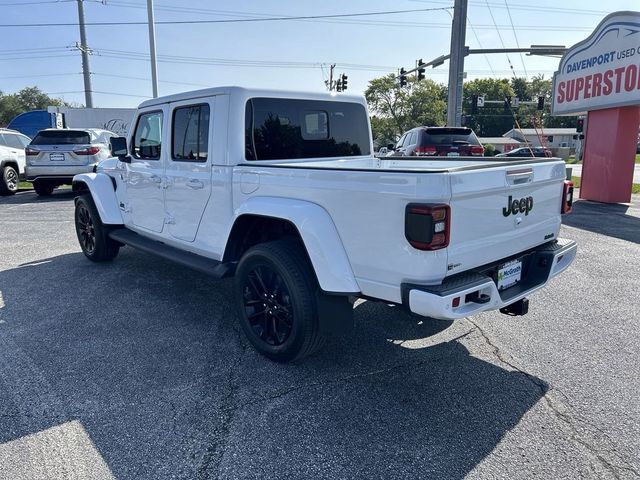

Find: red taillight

[561,180,574,214]
[405,203,451,251]
[415,146,437,156]
[25,147,39,156]
[470,145,484,156]
[73,146,100,155]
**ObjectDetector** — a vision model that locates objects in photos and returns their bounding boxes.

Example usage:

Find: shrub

[483,144,497,157]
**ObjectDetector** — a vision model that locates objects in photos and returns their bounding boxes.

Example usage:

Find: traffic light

[537,96,545,110]
[576,118,584,133]
[399,68,407,87]
[471,94,478,114]
[417,59,425,81]
[340,74,348,91]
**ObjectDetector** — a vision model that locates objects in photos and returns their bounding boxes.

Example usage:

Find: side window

[396,134,406,149]
[132,111,163,160]
[4,134,26,149]
[245,98,370,160]
[409,131,418,146]
[172,104,210,161]
[402,132,413,148]
[0,134,8,147]
[17,135,31,148]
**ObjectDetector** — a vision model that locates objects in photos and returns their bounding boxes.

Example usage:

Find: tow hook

[500,298,529,316]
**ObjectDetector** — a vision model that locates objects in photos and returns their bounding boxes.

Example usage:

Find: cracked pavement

[0,190,638,479]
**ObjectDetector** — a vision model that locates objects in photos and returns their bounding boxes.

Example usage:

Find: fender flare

[72,173,123,225]
[230,196,360,294]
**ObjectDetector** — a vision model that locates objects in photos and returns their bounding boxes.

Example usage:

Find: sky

[0,0,638,108]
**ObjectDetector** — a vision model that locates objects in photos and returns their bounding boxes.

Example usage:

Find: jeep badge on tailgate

[503,195,534,217]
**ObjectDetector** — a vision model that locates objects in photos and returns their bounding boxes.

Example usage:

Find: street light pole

[446,0,467,126]
[76,0,93,108]
[147,0,159,98]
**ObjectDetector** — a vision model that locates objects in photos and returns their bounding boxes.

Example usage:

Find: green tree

[365,74,447,143]
[369,115,397,149]
[462,78,515,136]
[0,86,74,126]
[461,75,578,136]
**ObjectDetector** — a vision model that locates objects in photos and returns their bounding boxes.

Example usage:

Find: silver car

[25,128,116,196]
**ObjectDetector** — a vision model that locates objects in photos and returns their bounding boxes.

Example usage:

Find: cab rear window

[31,130,90,145]
[245,98,370,160]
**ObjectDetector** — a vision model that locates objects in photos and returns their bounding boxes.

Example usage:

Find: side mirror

[387,143,395,150]
[110,137,131,163]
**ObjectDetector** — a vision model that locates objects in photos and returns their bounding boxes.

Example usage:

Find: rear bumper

[25,164,96,183]
[402,238,577,320]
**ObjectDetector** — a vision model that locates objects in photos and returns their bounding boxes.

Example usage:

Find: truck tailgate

[446,160,566,274]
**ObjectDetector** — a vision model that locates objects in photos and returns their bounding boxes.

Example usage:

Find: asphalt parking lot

[0,190,638,479]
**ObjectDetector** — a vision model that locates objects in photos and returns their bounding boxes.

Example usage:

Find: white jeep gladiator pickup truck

[72,87,577,362]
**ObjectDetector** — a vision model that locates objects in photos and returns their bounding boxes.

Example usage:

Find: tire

[0,165,19,196]
[33,181,54,196]
[234,240,326,363]
[74,194,120,262]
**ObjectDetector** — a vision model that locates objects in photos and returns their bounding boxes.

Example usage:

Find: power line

[0,0,74,5]
[108,0,611,19]
[0,6,453,27]
[484,0,521,78]
[410,0,610,16]
[49,89,150,98]
[0,54,77,60]
[94,47,555,75]
[97,1,598,31]
[467,16,497,77]
[503,0,528,79]
[92,72,210,88]
[104,0,455,29]
[0,72,81,79]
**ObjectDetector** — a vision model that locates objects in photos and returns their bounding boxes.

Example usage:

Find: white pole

[147,0,159,98]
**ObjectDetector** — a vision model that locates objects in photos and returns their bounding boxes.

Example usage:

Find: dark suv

[392,127,484,157]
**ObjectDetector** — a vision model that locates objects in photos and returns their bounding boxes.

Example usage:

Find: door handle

[506,168,533,185]
[150,174,162,183]
[186,179,204,189]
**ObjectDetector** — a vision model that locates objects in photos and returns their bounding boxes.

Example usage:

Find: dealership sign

[552,11,640,115]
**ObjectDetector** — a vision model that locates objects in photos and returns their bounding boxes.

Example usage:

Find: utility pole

[147,0,159,98]
[446,0,468,126]
[76,0,93,108]
[325,64,336,91]
[325,63,336,92]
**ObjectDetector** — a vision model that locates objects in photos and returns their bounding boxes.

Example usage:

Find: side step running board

[109,228,235,278]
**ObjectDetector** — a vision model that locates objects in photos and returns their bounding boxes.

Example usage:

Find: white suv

[0,128,31,196]
[25,128,115,196]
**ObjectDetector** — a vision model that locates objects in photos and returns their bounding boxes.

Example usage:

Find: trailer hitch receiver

[500,298,529,316]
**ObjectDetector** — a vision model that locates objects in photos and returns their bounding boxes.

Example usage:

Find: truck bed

[264,155,561,173]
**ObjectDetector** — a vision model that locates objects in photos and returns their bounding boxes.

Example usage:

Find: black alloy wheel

[234,240,325,362]
[76,202,96,255]
[74,194,120,262]
[242,264,293,346]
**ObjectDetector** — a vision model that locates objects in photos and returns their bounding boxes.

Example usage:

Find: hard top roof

[137,86,366,109]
